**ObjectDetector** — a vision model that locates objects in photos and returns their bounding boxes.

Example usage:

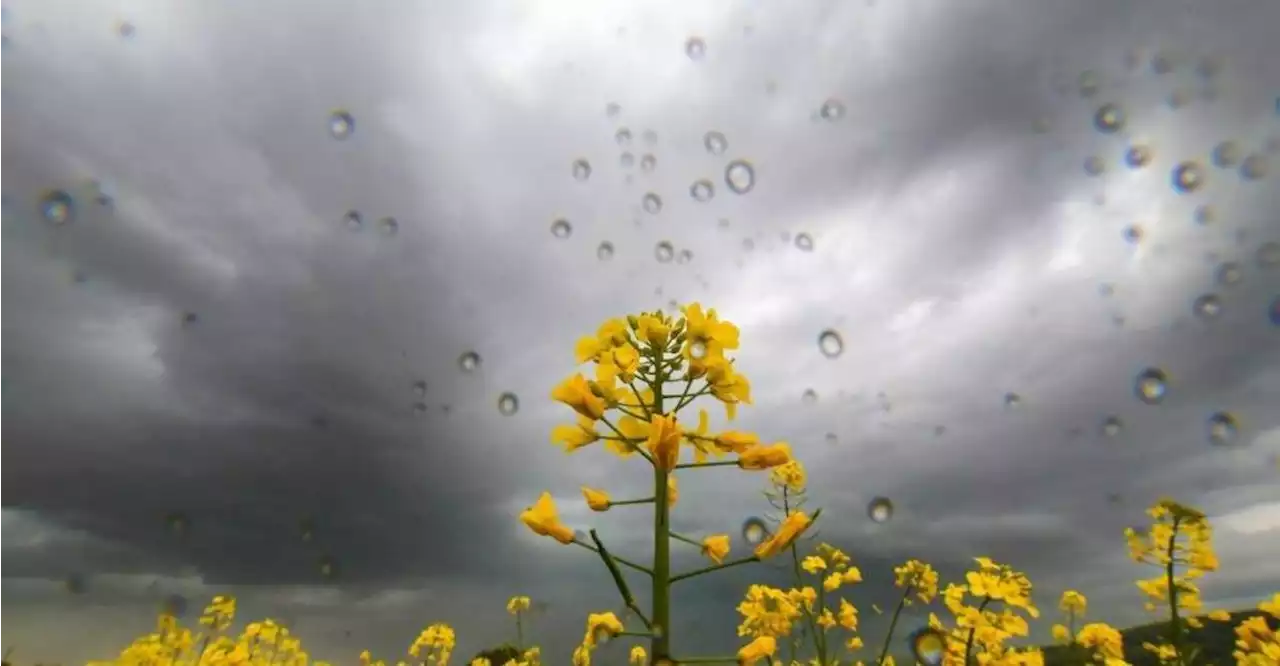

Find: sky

[2,0,1279,663]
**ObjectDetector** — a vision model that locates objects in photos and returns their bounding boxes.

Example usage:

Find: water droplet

[1215,261,1242,287]
[1192,294,1222,320]
[1134,368,1169,405]
[1100,415,1123,437]
[677,249,693,264]
[1093,103,1126,133]
[795,233,814,252]
[689,340,708,360]
[741,517,769,545]
[654,241,674,263]
[685,36,706,60]
[1083,156,1106,176]
[413,380,427,397]
[1003,392,1022,408]
[39,190,75,225]
[605,102,621,118]
[690,179,715,202]
[742,238,756,252]
[820,98,846,121]
[642,193,663,214]
[1122,225,1143,244]
[165,512,190,536]
[1171,161,1205,193]
[818,329,844,358]
[551,218,572,238]
[413,402,428,414]
[1257,242,1280,268]
[1193,204,1216,225]
[1124,144,1153,169]
[378,217,399,236]
[343,210,362,231]
[1078,70,1100,97]
[867,497,894,524]
[910,627,947,666]
[1240,154,1269,181]
[328,110,355,140]
[459,351,481,373]
[318,556,338,579]
[725,159,756,194]
[825,432,838,445]
[704,131,728,155]
[640,154,657,172]
[615,128,632,146]
[118,21,136,39]
[498,392,520,416]
[801,388,818,405]
[597,241,615,261]
[571,159,592,181]
[1207,411,1238,445]
[181,312,199,326]
[1212,141,1241,168]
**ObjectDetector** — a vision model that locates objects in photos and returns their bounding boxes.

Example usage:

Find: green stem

[670,555,760,584]
[516,611,524,652]
[625,377,653,418]
[590,530,653,630]
[669,532,703,547]
[618,631,657,638]
[572,539,653,575]
[673,385,713,412]
[600,417,655,464]
[651,346,672,662]
[674,460,739,469]
[1165,517,1185,666]
[783,491,823,665]
[875,587,912,666]
[613,497,657,507]
[962,597,991,665]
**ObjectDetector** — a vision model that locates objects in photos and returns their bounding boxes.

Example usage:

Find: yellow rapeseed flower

[701,534,731,565]
[551,374,606,421]
[506,595,531,614]
[736,636,776,666]
[1058,590,1087,616]
[519,492,576,544]
[551,415,601,453]
[582,487,611,512]
[738,443,792,470]
[583,612,624,648]
[646,413,682,470]
[754,511,813,559]
[629,645,647,666]
[769,460,806,493]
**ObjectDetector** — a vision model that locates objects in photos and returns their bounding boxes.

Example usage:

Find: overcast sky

[3,0,1279,663]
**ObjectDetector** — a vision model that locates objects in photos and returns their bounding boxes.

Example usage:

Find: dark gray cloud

[3,0,1280,664]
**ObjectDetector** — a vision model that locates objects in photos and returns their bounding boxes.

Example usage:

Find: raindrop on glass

[741,517,768,545]
[1212,141,1241,168]
[1192,294,1222,320]
[605,102,621,118]
[910,627,947,666]
[1003,392,1022,408]
[1093,103,1126,133]
[1124,145,1152,169]
[378,217,399,236]
[1100,415,1123,437]
[677,249,693,264]
[1207,412,1238,446]
[39,190,75,225]
[551,218,572,238]
[1257,242,1280,268]
[328,110,355,140]
[413,380,427,397]
[458,351,481,373]
[118,21,136,39]
[571,159,592,181]
[412,402,427,414]
[497,392,520,416]
[818,329,844,358]
[642,193,663,214]
[867,497,894,524]
[820,98,846,121]
[597,241,615,261]
[689,340,708,360]
[343,210,362,231]
[801,388,818,405]
[640,154,657,173]
[318,556,338,579]
[825,432,838,445]
[1122,225,1143,244]
[1171,161,1205,193]
[655,241,675,263]
[1240,154,1269,181]
[795,233,814,252]
[1215,261,1242,287]
[704,131,728,155]
[725,159,756,194]
[685,36,706,60]
[690,179,715,202]
[1083,156,1106,176]
[1134,368,1169,405]
[181,312,199,327]
[615,128,632,146]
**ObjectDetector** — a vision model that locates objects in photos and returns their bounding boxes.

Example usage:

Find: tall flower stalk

[524,305,820,665]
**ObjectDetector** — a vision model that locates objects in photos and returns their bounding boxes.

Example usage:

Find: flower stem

[669,531,702,547]
[590,530,653,630]
[515,611,524,652]
[784,491,823,665]
[674,461,739,470]
[571,539,653,575]
[1165,516,1186,666]
[618,631,656,638]
[669,555,760,584]
[613,497,657,507]
[875,587,912,666]
[651,347,672,662]
[962,597,991,665]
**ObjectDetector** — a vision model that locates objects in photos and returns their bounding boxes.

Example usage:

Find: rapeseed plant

[526,305,820,665]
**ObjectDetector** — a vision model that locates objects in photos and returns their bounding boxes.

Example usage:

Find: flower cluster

[922,557,1044,665]
[1234,593,1280,665]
